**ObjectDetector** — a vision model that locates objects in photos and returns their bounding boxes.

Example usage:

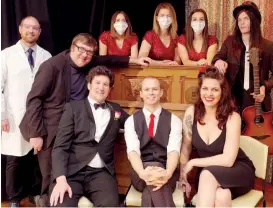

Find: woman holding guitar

[211,1,273,154]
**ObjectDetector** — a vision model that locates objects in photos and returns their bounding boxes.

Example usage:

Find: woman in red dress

[138,2,180,65]
[178,9,218,69]
[99,11,138,57]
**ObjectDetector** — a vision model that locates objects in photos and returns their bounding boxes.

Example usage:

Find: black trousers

[49,166,119,207]
[5,150,41,202]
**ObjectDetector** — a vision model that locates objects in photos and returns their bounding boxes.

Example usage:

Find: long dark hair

[234,10,263,48]
[185,9,209,52]
[194,66,236,129]
[110,11,133,38]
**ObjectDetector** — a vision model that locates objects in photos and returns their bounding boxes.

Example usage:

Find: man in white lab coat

[1,16,51,207]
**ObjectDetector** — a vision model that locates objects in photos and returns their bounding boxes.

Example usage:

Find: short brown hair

[87,65,115,88]
[141,76,162,90]
[71,33,98,52]
[110,11,133,38]
[153,2,178,39]
[20,16,40,28]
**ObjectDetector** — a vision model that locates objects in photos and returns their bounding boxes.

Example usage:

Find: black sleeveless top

[192,119,254,168]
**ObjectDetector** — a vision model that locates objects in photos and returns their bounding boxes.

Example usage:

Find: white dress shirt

[20,40,37,62]
[87,97,110,168]
[124,106,182,155]
[244,44,250,90]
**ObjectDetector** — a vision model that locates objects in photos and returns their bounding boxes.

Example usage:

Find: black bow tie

[94,103,107,110]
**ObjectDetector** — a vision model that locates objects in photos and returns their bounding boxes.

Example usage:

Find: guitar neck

[253,64,262,116]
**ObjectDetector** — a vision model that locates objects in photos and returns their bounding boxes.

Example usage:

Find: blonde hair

[152,2,178,39]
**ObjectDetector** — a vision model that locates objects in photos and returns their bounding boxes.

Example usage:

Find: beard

[21,33,38,44]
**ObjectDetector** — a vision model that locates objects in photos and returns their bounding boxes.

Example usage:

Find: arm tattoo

[183,114,193,138]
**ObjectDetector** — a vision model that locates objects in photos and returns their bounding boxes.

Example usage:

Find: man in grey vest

[124,77,182,207]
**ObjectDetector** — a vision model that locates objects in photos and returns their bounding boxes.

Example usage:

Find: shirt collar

[87,96,106,107]
[142,105,162,119]
[20,40,37,53]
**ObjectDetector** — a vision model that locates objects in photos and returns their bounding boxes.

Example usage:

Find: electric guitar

[242,47,273,154]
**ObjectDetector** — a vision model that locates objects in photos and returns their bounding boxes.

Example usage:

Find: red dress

[143,30,178,60]
[99,31,138,56]
[177,34,218,61]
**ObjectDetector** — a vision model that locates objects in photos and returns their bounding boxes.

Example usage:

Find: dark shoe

[28,195,41,205]
[35,194,50,207]
[9,202,20,207]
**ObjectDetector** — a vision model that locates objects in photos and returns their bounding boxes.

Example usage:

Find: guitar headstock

[249,47,259,67]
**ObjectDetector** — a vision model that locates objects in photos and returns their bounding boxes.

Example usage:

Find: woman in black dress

[180,66,255,207]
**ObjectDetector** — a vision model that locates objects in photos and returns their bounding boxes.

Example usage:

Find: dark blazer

[19,50,129,148]
[52,99,128,180]
[212,36,273,111]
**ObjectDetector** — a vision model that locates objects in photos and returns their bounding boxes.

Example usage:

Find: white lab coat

[1,41,51,156]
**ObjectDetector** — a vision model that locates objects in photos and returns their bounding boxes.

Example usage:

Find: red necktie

[148,114,155,138]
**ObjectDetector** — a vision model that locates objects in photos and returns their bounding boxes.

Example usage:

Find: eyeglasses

[74,44,94,56]
[21,24,41,32]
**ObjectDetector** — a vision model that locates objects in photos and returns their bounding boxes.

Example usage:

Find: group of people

[98,2,218,67]
[1,1,273,208]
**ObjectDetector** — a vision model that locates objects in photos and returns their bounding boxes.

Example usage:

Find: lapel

[63,52,71,102]
[34,45,41,68]
[99,101,115,143]
[140,110,152,147]
[232,40,244,66]
[154,109,168,147]
[15,41,30,67]
[84,99,96,140]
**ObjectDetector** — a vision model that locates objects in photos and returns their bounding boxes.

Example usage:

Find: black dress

[192,120,255,198]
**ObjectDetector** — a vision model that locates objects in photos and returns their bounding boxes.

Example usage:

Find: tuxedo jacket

[51,99,128,180]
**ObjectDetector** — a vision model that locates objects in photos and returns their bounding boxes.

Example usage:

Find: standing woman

[138,2,180,65]
[178,9,218,68]
[99,11,138,58]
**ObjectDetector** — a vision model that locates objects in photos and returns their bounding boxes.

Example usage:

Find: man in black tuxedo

[49,66,128,207]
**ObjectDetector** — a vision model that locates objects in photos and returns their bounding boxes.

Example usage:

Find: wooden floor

[1,179,273,207]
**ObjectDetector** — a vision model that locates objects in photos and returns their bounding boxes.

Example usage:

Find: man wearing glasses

[1,16,51,207]
[19,33,151,206]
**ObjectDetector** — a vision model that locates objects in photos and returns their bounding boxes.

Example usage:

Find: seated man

[49,66,128,207]
[124,77,182,207]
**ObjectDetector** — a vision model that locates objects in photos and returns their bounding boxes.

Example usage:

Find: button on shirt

[124,106,182,155]
[87,96,111,168]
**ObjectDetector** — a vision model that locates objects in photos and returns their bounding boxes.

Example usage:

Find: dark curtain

[1,0,54,53]
[1,0,185,55]
[47,0,107,54]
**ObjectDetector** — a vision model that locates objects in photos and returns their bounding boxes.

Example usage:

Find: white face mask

[113,21,128,35]
[157,16,172,30]
[191,20,205,33]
